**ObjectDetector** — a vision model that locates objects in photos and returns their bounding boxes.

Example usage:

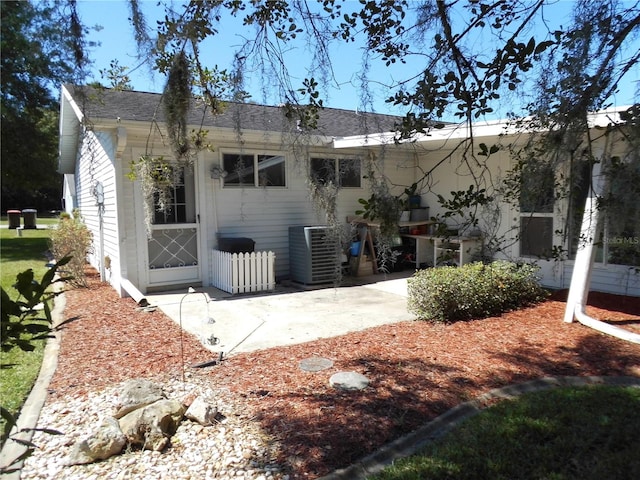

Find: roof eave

[333,107,632,149]
[58,85,84,174]
[333,119,514,149]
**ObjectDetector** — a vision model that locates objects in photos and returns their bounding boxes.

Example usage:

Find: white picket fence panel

[211,249,276,294]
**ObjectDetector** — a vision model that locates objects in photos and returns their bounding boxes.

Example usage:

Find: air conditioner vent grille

[289,226,338,284]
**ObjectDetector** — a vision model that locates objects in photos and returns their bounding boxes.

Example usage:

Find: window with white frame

[310,157,361,187]
[222,152,286,187]
[152,167,196,224]
[519,162,555,258]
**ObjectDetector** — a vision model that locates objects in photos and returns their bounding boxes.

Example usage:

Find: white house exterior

[57,85,415,295]
[334,111,640,297]
[58,85,639,297]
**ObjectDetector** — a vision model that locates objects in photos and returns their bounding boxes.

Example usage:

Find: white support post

[563,153,640,344]
[563,159,604,324]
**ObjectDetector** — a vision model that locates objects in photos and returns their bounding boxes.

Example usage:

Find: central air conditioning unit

[289,226,338,284]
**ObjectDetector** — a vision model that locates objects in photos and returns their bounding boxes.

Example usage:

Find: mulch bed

[50,268,640,479]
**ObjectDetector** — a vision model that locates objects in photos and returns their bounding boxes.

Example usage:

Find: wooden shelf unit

[432,236,482,267]
[401,234,482,268]
[347,216,481,272]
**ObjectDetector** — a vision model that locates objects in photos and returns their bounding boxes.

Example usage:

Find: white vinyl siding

[75,130,121,285]
[208,147,415,280]
[563,262,640,296]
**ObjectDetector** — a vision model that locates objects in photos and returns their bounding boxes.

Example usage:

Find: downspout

[92,181,106,281]
[99,203,105,281]
[120,278,148,306]
[210,165,225,240]
[563,150,640,344]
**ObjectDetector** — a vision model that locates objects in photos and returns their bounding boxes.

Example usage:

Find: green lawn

[1,219,57,443]
[371,385,640,480]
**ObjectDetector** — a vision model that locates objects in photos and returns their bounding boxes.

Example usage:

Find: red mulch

[50,268,640,479]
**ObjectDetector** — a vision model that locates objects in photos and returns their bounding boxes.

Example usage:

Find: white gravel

[20,373,288,480]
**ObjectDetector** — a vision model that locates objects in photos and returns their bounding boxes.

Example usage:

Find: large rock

[118,399,186,451]
[329,371,370,391]
[66,417,127,465]
[114,379,165,419]
[185,396,218,426]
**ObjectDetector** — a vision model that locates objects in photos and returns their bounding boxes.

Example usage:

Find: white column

[563,159,605,323]
[563,150,640,344]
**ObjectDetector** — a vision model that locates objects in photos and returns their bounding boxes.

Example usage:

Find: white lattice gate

[211,250,276,294]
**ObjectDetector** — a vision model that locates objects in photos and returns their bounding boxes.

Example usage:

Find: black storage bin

[410,207,429,222]
[23,209,37,229]
[217,237,255,254]
[7,210,21,229]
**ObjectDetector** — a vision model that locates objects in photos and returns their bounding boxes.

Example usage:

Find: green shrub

[48,212,93,287]
[407,260,548,322]
[1,260,69,467]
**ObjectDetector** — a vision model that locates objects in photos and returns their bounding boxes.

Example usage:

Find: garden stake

[178,287,215,383]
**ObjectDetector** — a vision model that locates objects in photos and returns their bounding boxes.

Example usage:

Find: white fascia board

[332,119,516,149]
[588,106,631,128]
[332,106,633,150]
[58,86,85,174]
[61,85,85,121]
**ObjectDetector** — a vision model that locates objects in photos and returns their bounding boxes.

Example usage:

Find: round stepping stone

[329,371,370,391]
[299,356,334,372]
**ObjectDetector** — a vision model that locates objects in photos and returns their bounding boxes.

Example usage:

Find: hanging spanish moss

[163,51,192,165]
[128,155,174,238]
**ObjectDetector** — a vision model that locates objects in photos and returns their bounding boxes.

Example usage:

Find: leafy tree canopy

[1,0,88,211]
[118,1,639,131]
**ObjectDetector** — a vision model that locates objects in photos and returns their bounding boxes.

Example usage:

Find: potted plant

[398,183,421,221]
[403,182,421,209]
[355,193,401,237]
[398,195,411,222]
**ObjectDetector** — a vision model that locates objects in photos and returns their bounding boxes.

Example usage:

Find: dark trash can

[217,237,255,254]
[23,209,37,229]
[7,210,21,229]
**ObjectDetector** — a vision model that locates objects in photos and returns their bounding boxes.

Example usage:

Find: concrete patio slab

[144,271,413,357]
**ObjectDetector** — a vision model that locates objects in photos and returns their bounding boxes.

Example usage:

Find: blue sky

[77,0,639,118]
[77,0,420,115]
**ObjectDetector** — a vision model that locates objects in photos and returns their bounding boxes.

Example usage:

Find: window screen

[257,155,286,186]
[310,158,336,185]
[520,162,554,213]
[520,216,553,257]
[223,153,285,187]
[310,157,361,187]
[223,153,254,185]
[338,158,361,187]
[152,168,195,224]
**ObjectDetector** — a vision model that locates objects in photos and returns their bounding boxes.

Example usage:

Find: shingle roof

[65,85,401,138]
